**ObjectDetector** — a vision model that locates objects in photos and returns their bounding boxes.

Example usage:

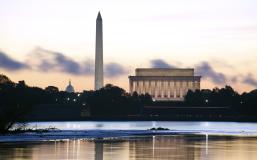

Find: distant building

[128,68,201,101]
[65,80,75,93]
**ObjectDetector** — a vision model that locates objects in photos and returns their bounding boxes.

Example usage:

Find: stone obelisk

[95,11,103,90]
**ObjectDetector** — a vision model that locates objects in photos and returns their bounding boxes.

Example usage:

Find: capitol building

[128,68,201,101]
[65,80,75,93]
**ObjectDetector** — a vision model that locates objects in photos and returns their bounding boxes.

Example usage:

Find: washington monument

[95,12,103,90]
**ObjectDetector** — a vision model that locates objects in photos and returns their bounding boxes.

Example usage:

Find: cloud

[195,62,226,84]
[150,59,176,68]
[1,49,256,86]
[54,52,83,74]
[210,59,234,69]
[28,47,92,75]
[26,47,127,77]
[0,47,128,78]
[150,59,227,85]
[105,63,129,78]
[0,51,29,71]
[243,74,257,87]
[81,60,94,75]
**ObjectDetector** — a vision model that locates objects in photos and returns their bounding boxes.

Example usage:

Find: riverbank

[2,121,257,142]
[1,129,257,142]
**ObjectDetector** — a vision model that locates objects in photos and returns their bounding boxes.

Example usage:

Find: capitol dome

[65,80,75,93]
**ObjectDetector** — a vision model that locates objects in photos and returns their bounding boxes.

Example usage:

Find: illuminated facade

[128,68,201,101]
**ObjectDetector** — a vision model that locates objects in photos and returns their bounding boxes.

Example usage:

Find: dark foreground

[1,135,257,160]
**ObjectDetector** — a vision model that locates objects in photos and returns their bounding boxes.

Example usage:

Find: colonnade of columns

[129,79,200,100]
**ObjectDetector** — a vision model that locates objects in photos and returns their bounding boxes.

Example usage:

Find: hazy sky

[0,0,257,92]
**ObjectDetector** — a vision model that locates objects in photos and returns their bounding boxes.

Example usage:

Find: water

[1,135,257,160]
[2,121,257,160]
[25,121,257,133]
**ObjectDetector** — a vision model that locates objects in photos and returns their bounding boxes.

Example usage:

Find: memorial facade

[128,68,201,101]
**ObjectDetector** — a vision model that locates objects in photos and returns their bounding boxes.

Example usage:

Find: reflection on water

[1,135,257,160]
[24,121,257,132]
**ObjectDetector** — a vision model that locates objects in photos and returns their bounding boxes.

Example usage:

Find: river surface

[1,135,257,160]
[24,121,257,132]
[1,121,257,160]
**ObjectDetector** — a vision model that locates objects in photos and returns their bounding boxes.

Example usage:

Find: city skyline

[0,0,257,92]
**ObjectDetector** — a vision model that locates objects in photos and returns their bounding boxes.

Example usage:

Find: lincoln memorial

[128,68,201,101]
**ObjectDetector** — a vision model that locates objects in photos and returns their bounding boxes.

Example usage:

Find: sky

[0,0,257,92]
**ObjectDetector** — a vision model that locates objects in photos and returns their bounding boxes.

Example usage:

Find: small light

[67,98,70,101]
[82,103,86,106]
[73,99,76,102]
[205,99,209,103]
[77,94,81,97]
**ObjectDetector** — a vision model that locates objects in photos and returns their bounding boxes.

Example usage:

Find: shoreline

[1,129,257,143]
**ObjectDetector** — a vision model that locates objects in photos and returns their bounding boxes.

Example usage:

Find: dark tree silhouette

[85,84,147,116]
[1,73,257,129]
[45,86,59,93]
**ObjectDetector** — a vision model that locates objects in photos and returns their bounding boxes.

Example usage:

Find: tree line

[185,86,257,115]
[0,74,151,133]
[1,74,257,133]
